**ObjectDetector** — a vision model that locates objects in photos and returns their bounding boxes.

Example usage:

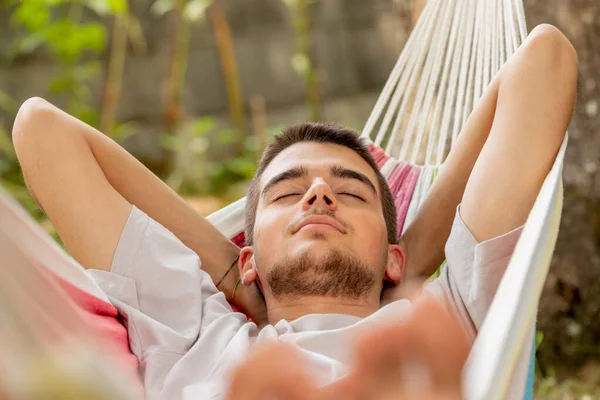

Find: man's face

[245,142,393,301]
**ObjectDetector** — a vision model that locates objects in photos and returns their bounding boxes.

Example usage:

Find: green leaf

[228,158,256,179]
[45,21,107,62]
[0,158,10,176]
[535,331,544,351]
[44,0,66,6]
[44,20,78,61]
[191,117,215,137]
[13,1,51,32]
[111,121,139,143]
[159,134,180,151]
[13,32,45,55]
[291,53,310,76]
[109,0,128,14]
[214,129,236,146]
[79,23,107,52]
[0,91,17,114]
[72,105,98,126]
[74,61,102,81]
[0,127,16,158]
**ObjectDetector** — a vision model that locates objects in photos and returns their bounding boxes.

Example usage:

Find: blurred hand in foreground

[225,298,470,400]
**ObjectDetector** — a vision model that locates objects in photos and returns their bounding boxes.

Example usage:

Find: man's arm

[401,24,577,278]
[12,98,263,312]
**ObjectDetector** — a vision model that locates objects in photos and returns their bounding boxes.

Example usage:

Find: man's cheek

[255,208,290,241]
[359,219,388,246]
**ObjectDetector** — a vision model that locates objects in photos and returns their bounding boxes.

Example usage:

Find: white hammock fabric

[207,0,565,399]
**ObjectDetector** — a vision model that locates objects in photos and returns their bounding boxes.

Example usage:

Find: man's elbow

[11,97,61,201]
[526,24,578,79]
[12,97,56,156]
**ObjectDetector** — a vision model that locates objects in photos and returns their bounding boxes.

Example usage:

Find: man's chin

[287,241,339,262]
[266,246,377,301]
[305,231,328,241]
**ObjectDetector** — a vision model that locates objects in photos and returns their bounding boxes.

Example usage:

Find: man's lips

[292,215,347,234]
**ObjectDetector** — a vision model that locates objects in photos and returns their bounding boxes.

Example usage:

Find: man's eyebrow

[330,165,378,196]
[261,166,308,196]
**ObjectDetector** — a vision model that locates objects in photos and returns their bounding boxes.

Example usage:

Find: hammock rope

[206,2,565,399]
[362,0,528,165]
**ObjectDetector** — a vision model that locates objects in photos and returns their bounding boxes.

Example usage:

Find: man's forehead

[260,142,377,187]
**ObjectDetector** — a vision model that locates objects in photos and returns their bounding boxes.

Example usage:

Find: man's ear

[239,247,260,286]
[384,243,406,285]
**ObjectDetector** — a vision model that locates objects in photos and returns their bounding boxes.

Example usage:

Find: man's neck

[266,297,379,326]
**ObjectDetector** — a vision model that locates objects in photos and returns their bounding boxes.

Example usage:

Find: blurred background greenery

[0,0,599,398]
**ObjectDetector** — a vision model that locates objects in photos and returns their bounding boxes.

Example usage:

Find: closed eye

[339,193,365,201]
[274,193,301,202]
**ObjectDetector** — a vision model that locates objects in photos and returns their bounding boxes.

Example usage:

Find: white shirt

[89,206,531,400]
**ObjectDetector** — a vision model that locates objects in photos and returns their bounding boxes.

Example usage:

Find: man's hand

[380,276,427,307]
[225,298,469,400]
[231,279,268,327]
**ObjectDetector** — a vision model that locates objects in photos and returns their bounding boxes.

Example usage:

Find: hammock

[207,0,565,399]
[0,188,141,399]
[0,0,564,398]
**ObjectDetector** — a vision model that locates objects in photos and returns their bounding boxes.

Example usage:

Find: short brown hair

[245,122,397,245]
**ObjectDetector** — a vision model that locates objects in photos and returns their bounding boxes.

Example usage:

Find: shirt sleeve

[423,205,524,338]
[87,205,236,358]
[422,205,531,399]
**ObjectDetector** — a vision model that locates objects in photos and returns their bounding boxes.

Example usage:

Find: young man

[12,24,576,399]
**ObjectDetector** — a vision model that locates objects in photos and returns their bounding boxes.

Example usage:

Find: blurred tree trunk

[162,0,191,173]
[210,1,246,155]
[289,0,321,121]
[100,6,129,138]
[163,0,190,134]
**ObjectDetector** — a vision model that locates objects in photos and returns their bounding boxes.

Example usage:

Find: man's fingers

[349,298,469,399]
[225,300,470,400]
[381,277,428,307]
[403,298,470,388]
[225,342,320,400]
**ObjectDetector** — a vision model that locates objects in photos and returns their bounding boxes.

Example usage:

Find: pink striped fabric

[387,162,421,236]
[53,273,142,390]
[368,144,390,169]
[366,144,422,236]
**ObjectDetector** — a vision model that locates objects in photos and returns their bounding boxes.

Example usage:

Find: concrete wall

[0,0,411,160]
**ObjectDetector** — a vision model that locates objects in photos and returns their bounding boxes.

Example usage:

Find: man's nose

[302,179,337,212]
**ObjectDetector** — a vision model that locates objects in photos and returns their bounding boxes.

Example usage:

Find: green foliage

[535,331,544,351]
[0,0,126,226]
[45,21,106,62]
[6,0,117,123]
[0,88,45,222]
[0,127,45,222]
[9,2,108,61]
[536,374,600,399]
[161,117,277,197]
